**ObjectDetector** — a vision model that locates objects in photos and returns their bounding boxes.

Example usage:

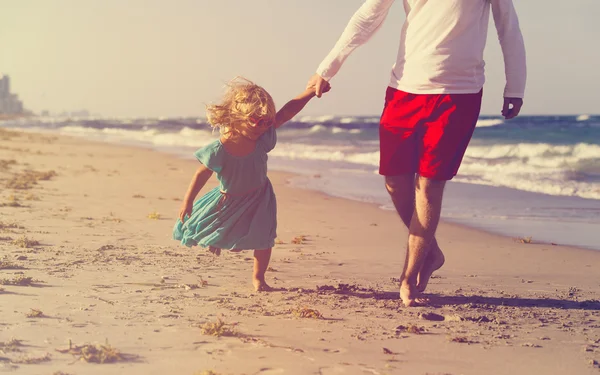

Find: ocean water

[2,114,599,250]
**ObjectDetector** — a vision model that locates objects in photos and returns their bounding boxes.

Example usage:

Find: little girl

[173,77,329,291]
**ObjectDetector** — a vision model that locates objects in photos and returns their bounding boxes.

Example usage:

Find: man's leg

[408,90,482,295]
[385,175,445,293]
[399,176,446,307]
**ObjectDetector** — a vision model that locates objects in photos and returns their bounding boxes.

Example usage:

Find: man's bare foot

[400,282,429,307]
[253,279,273,292]
[416,245,445,293]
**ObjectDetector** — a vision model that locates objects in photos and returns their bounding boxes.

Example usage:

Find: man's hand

[502,97,523,119]
[307,74,330,98]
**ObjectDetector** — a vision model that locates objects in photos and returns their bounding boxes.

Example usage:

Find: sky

[1,0,599,117]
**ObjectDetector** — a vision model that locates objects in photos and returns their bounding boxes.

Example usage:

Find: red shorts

[379,87,482,180]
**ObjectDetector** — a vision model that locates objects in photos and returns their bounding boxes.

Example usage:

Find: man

[308,0,526,307]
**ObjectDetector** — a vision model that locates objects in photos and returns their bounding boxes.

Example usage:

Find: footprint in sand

[318,367,347,375]
[257,368,285,374]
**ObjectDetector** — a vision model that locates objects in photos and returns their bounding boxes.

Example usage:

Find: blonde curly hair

[206,77,276,140]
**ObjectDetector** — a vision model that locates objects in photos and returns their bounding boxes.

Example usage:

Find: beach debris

[419,312,445,321]
[194,371,222,375]
[53,372,74,375]
[11,236,39,248]
[0,260,24,270]
[56,341,127,363]
[11,353,51,364]
[25,308,44,318]
[514,236,533,244]
[0,220,23,230]
[466,315,492,323]
[568,286,580,298]
[97,244,115,251]
[266,267,277,272]
[103,213,123,223]
[317,283,360,294]
[200,319,237,337]
[443,314,465,322]
[395,325,424,335]
[274,238,285,245]
[5,169,56,190]
[293,307,323,319]
[7,194,19,203]
[0,159,17,170]
[3,201,24,208]
[0,339,24,353]
[521,343,542,348]
[199,277,209,287]
[177,281,207,290]
[23,193,38,201]
[382,347,397,355]
[147,211,161,220]
[0,275,34,286]
[449,336,478,344]
[589,359,599,368]
[291,235,307,244]
[0,128,20,139]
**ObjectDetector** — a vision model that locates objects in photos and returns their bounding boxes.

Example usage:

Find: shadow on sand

[309,286,600,311]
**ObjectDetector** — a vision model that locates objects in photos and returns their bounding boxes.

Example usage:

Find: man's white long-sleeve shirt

[316,0,527,98]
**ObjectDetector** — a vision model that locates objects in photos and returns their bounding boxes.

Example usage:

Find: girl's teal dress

[173,126,277,251]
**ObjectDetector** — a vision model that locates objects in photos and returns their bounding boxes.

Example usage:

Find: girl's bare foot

[253,278,273,292]
[400,282,429,307]
[416,245,445,293]
[252,248,272,292]
[208,246,221,256]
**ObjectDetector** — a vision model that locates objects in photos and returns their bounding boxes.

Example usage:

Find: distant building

[0,74,24,114]
[0,75,9,96]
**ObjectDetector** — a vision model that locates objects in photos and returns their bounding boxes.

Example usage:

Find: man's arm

[309,0,395,97]
[491,0,527,119]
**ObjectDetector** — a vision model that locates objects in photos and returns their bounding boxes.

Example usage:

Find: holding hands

[306,74,331,98]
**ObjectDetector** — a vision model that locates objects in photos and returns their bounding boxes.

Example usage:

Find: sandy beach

[1,128,599,375]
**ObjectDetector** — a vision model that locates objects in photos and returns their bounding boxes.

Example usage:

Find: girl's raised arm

[274,84,330,129]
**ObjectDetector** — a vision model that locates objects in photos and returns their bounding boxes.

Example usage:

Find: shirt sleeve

[194,142,224,173]
[258,125,277,153]
[491,0,527,98]
[316,0,396,81]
